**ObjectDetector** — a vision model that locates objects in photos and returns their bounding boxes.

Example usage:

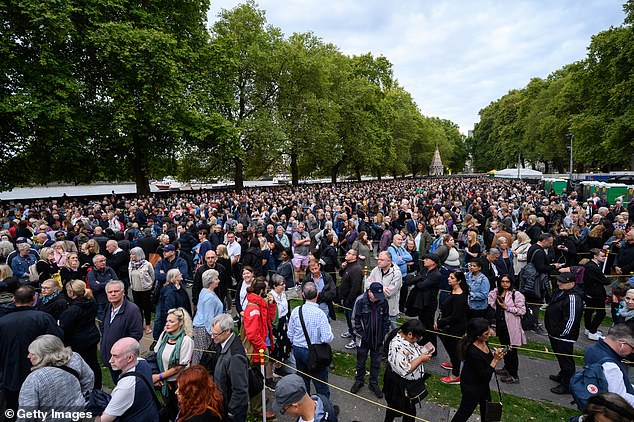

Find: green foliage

[472,3,634,173]
[1,0,464,190]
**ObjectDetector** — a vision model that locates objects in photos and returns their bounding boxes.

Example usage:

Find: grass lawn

[329,350,579,422]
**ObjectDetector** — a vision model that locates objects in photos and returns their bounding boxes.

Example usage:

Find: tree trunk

[234,157,244,192]
[134,170,150,195]
[331,162,341,185]
[355,168,361,182]
[290,152,299,187]
[376,170,382,182]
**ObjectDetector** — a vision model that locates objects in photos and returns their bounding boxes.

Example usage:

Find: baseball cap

[271,374,307,412]
[369,282,385,301]
[423,253,440,265]
[162,244,176,252]
[555,273,576,284]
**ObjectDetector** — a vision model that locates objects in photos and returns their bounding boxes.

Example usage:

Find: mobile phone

[502,345,511,353]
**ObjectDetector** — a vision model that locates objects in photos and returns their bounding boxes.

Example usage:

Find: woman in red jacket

[242,276,277,419]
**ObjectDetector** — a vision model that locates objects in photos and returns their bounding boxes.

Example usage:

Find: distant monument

[429,146,444,176]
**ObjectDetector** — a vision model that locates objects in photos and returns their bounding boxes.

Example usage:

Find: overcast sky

[207,1,626,134]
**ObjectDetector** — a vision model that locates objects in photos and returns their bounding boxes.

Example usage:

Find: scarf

[617,301,634,322]
[40,290,61,305]
[156,328,185,396]
[129,259,146,271]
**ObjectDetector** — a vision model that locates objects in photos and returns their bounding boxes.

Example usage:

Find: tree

[210,1,283,191]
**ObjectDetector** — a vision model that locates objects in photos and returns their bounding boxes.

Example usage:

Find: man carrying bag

[288,282,334,398]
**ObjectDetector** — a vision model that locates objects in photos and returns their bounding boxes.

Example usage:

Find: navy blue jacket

[353,292,390,351]
[100,299,143,366]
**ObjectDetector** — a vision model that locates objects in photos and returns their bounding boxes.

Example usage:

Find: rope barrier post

[259,348,266,422]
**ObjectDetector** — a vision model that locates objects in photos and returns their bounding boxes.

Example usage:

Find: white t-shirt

[154,334,194,381]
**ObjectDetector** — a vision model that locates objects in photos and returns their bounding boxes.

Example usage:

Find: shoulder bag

[485,372,503,421]
[298,306,332,371]
[56,365,111,416]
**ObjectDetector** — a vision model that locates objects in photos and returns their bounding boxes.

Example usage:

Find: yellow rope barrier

[264,353,431,422]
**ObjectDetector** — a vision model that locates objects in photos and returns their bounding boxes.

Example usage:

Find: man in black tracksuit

[545,273,584,395]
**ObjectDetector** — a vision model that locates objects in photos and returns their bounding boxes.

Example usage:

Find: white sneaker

[587,332,602,341]
[584,329,589,336]
[345,340,357,349]
[341,332,353,338]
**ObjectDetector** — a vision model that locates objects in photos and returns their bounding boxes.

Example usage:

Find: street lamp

[566,132,574,181]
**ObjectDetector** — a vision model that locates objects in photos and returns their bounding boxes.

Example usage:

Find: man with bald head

[98,338,158,422]
[192,249,228,313]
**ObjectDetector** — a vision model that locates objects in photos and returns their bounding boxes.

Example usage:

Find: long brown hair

[176,365,223,420]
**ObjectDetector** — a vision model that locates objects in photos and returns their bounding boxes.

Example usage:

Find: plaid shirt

[288,301,333,348]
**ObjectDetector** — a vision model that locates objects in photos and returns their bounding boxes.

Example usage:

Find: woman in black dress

[451,318,505,422]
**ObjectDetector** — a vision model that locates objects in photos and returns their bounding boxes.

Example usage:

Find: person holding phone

[451,318,506,422]
[487,275,527,384]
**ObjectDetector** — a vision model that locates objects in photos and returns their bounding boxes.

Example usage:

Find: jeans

[293,346,330,398]
[355,346,382,385]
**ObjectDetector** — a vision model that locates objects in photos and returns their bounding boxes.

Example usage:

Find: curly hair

[176,365,223,420]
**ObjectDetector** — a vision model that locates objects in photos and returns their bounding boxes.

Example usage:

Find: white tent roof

[494,168,543,179]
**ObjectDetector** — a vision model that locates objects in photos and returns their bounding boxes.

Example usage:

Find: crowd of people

[1,176,634,421]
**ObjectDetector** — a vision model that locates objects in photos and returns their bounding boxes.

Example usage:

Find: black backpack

[316,394,339,422]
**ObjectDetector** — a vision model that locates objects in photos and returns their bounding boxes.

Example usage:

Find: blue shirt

[466,271,490,310]
[387,245,412,277]
[193,289,224,334]
[288,301,334,348]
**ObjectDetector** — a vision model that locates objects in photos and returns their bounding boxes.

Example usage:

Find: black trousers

[497,326,519,378]
[439,333,461,377]
[132,289,153,326]
[418,306,437,350]
[451,385,491,422]
[384,405,416,422]
[79,343,102,390]
[549,337,575,386]
[584,297,606,334]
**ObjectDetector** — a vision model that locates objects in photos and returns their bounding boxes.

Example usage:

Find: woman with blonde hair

[37,278,68,320]
[35,247,60,284]
[59,279,101,389]
[464,230,481,265]
[60,251,86,285]
[52,241,68,267]
[511,231,532,275]
[154,268,192,341]
[153,307,194,421]
[79,238,99,268]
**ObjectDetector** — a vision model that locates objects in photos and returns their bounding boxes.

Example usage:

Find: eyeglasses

[211,329,229,338]
[280,404,292,415]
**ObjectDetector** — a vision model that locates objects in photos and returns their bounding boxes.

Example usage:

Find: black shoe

[549,374,562,383]
[551,384,570,395]
[369,383,383,399]
[265,379,277,391]
[350,381,364,394]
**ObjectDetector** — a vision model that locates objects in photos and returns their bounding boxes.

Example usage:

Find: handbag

[485,372,503,422]
[298,306,333,370]
[56,365,111,416]
[403,377,428,407]
[248,366,265,398]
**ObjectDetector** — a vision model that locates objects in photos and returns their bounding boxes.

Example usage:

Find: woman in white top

[511,231,532,275]
[383,319,432,422]
[270,274,292,366]
[153,307,194,421]
[128,246,155,334]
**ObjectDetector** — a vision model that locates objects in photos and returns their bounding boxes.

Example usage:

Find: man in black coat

[192,249,229,313]
[410,253,442,352]
[615,230,634,277]
[0,286,63,421]
[338,249,364,349]
[351,282,390,398]
[212,314,249,422]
